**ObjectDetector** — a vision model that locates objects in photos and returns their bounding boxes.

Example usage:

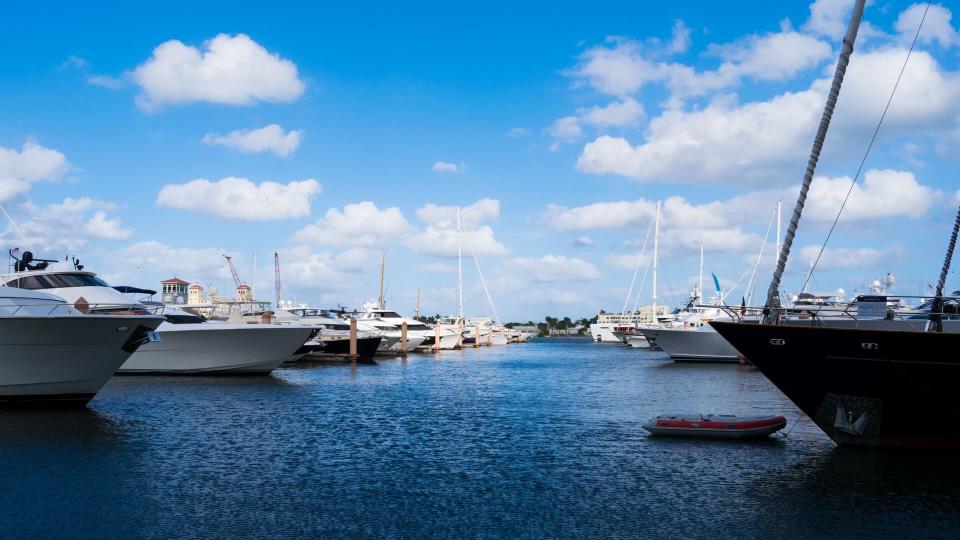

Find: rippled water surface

[1,338,958,538]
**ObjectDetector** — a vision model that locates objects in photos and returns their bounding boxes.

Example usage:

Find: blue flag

[712,273,722,293]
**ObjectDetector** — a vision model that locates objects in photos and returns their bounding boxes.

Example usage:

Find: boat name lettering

[769,338,785,346]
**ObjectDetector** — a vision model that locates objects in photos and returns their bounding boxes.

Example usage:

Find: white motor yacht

[0,286,163,403]
[356,304,460,350]
[1,264,314,374]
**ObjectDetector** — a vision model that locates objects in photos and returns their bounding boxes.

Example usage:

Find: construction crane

[274,252,282,308]
[223,255,250,301]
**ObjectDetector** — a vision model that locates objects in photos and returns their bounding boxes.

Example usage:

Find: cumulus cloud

[578,98,646,128]
[292,201,412,247]
[578,46,960,185]
[0,141,70,201]
[571,28,831,105]
[3,197,131,253]
[104,241,233,285]
[415,198,500,229]
[202,124,303,157]
[546,116,583,141]
[432,161,462,173]
[504,255,601,282]
[804,169,935,221]
[408,198,506,256]
[156,177,320,220]
[895,3,958,48]
[573,236,594,248]
[796,244,887,270]
[131,33,305,111]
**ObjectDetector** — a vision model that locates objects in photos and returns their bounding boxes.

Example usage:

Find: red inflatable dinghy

[642,414,787,439]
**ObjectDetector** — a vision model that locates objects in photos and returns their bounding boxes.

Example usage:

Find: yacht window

[378,311,402,318]
[164,313,206,324]
[406,323,430,331]
[6,273,110,290]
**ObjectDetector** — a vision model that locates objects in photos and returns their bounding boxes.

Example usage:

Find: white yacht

[0,285,163,403]
[355,304,460,350]
[1,263,315,374]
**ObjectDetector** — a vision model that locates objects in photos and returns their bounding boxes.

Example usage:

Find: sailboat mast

[252,252,257,301]
[415,287,421,319]
[698,240,704,304]
[378,253,386,309]
[652,201,660,310]
[457,206,464,321]
[763,0,866,321]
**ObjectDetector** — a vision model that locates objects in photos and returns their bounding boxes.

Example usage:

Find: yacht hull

[626,335,651,348]
[641,327,739,362]
[711,321,960,449]
[0,315,162,404]
[589,323,622,343]
[119,324,314,374]
[305,336,382,360]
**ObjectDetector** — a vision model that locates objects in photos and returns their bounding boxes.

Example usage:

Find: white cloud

[804,169,935,221]
[277,245,372,290]
[4,197,132,253]
[0,141,70,201]
[87,75,123,89]
[432,161,462,174]
[509,127,530,138]
[546,116,583,141]
[571,29,831,106]
[578,46,960,185]
[156,177,320,220]
[796,244,885,270]
[292,201,412,247]
[505,255,601,282]
[578,98,645,128]
[803,0,853,38]
[666,19,692,55]
[202,124,303,157]
[415,198,500,229]
[408,225,507,257]
[895,4,958,48]
[107,241,232,284]
[131,33,305,111]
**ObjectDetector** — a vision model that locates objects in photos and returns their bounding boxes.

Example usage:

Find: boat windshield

[6,273,110,290]
[377,311,403,318]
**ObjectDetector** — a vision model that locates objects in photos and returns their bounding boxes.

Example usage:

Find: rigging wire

[621,218,655,317]
[800,1,931,294]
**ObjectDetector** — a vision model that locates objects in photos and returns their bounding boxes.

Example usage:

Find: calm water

[1,338,958,538]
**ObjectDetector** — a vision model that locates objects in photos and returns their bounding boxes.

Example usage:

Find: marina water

[1,338,957,538]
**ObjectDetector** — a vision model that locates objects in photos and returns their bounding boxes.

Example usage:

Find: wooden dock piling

[349,318,358,360]
[401,321,408,356]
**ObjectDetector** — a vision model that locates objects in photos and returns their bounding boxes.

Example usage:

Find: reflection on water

[0,338,956,537]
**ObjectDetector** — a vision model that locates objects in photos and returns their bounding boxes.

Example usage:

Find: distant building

[188,283,204,305]
[236,284,252,302]
[160,277,190,304]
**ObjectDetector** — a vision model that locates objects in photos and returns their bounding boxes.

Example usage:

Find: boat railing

[713,294,960,330]
[0,302,165,317]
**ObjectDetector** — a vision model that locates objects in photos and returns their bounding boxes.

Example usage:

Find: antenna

[274,252,282,308]
[378,253,386,309]
[457,206,464,321]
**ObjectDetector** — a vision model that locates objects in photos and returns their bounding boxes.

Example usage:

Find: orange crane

[223,255,250,300]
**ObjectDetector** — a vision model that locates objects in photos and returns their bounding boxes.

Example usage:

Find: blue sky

[1,0,959,321]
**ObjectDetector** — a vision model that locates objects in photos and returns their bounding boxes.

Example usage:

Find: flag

[740,297,747,316]
[711,273,722,293]
[10,247,18,255]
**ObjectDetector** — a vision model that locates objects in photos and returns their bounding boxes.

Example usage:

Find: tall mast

[931,204,960,332]
[763,0,866,322]
[415,287,421,319]
[698,239,704,304]
[652,200,660,310]
[457,206,464,321]
[378,252,386,309]
[252,252,257,300]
